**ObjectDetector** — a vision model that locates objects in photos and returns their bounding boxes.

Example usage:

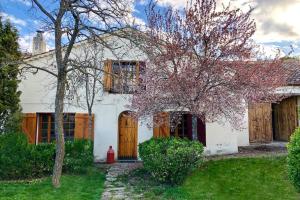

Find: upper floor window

[103,60,145,94]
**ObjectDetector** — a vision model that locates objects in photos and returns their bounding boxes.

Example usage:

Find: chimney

[32,30,46,54]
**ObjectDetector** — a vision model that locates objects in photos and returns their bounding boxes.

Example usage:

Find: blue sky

[1,0,300,56]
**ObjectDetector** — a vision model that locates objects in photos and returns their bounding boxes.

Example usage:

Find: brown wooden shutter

[153,112,170,138]
[186,114,193,140]
[74,113,94,140]
[103,60,112,91]
[248,103,272,143]
[197,117,206,146]
[22,113,37,144]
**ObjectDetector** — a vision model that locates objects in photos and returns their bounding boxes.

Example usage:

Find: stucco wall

[205,113,249,155]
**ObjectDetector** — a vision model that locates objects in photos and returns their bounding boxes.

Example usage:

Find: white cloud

[250,0,300,42]
[18,33,34,53]
[154,0,300,43]
[215,0,300,42]
[0,12,27,26]
[257,43,286,58]
[156,0,185,8]
[43,31,55,50]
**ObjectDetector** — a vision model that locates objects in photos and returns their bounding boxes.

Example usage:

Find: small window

[102,60,146,93]
[111,61,137,93]
[38,113,75,143]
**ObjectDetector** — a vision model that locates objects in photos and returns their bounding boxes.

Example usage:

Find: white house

[19,31,300,162]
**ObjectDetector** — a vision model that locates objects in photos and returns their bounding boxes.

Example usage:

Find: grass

[0,168,105,200]
[123,156,300,200]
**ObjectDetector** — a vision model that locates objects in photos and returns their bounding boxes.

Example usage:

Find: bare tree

[22,0,132,187]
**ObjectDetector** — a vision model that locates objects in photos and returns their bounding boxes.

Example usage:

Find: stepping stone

[101,163,143,200]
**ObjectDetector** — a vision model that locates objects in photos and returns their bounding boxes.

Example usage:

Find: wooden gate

[273,97,298,141]
[118,111,138,159]
[249,103,273,143]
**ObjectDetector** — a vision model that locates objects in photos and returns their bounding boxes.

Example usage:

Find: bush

[64,139,94,173]
[0,132,32,179]
[0,133,93,180]
[287,127,300,191]
[30,143,55,177]
[139,137,204,185]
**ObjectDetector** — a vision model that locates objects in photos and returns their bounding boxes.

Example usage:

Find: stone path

[101,162,143,200]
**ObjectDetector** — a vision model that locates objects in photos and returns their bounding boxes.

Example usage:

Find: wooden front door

[273,97,298,141]
[118,112,138,159]
[249,103,273,143]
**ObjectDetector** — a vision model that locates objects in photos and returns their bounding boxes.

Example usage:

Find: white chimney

[32,30,46,54]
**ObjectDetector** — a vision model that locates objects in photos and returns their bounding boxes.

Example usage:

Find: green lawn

[0,168,105,200]
[126,156,300,200]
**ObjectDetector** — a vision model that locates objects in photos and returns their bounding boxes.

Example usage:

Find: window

[103,60,145,94]
[39,113,55,143]
[63,113,76,140]
[170,114,190,139]
[169,113,206,145]
[111,61,137,93]
[38,113,75,143]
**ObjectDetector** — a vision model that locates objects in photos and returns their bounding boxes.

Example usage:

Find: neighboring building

[19,31,300,162]
[248,61,300,144]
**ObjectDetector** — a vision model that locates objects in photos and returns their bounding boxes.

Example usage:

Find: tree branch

[32,0,56,23]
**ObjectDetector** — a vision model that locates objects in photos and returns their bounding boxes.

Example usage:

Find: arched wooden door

[118,111,138,160]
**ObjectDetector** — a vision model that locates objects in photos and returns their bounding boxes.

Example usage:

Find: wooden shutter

[248,103,272,143]
[197,117,206,146]
[103,60,112,91]
[22,113,37,144]
[153,112,170,138]
[74,113,94,140]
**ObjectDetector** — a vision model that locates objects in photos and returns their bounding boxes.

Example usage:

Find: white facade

[19,35,249,162]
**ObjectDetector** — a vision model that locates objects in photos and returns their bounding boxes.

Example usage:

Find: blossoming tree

[131,0,289,128]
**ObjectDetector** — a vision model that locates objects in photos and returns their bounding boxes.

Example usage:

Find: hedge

[0,132,93,180]
[287,127,300,191]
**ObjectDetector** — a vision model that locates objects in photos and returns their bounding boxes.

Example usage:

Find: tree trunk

[52,72,66,188]
[88,107,93,140]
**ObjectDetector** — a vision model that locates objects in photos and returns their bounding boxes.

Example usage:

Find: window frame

[109,60,145,94]
[37,113,76,143]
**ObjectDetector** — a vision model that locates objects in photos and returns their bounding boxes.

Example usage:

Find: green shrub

[0,133,93,180]
[0,132,32,179]
[287,127,300,191]
[30,143,55,177]
[64,139,94,173]
[139,137,204,185]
